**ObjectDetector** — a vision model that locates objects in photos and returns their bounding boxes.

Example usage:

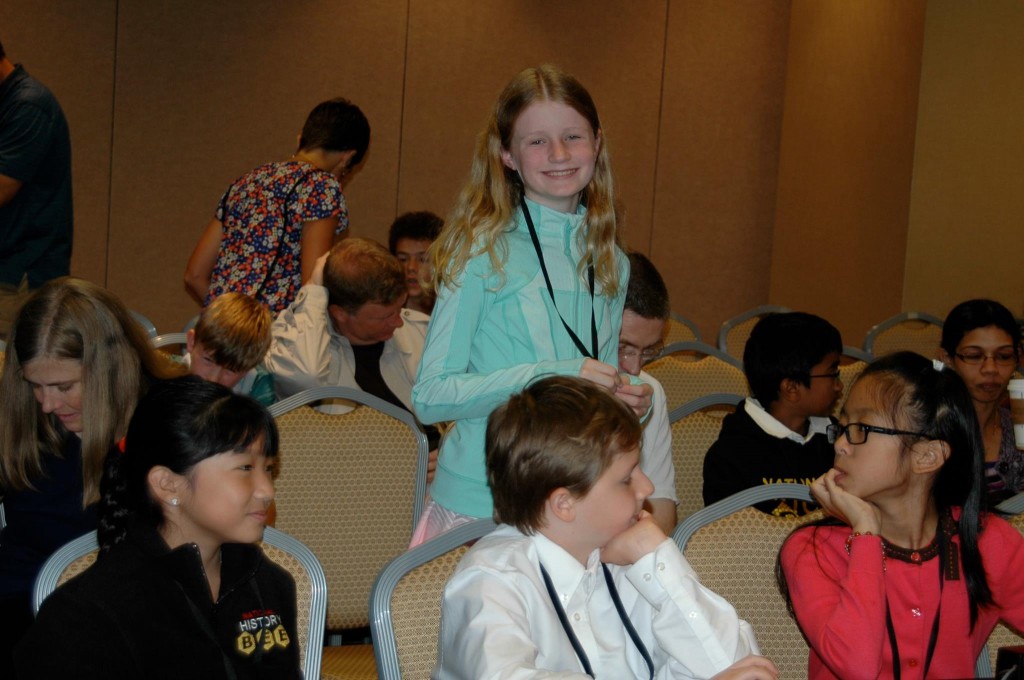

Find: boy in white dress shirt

[434,376,778,680]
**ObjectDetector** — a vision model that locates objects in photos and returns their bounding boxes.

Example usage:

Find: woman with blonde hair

[0,277,184,672]
[411,65,651,543]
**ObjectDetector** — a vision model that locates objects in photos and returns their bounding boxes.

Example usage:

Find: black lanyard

[539,562,655,679]
[520,197,598,360]
[884,530,946,679]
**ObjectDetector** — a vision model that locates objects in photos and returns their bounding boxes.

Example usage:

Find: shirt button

[908,659,918,668]
[573,613,581,622]
[643,573,652,582]
[911,608,922,618]
[657,563,665,571]
[688,611,698,619]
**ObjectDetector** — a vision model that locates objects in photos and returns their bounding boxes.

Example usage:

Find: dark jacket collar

[124,519,265,608]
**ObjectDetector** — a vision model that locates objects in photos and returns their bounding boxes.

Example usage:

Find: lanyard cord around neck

[884,527,946,679]
[520,196,598,360]
[539,562,655,680]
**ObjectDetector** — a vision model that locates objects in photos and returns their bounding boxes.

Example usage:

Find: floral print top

[206,161,347,313]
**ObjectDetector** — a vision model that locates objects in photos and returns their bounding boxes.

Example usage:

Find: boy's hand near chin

[600,511,667,566]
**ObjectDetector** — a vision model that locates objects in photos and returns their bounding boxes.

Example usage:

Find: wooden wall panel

[398,0,667,246]
[770,0,927,345]
[652,0,791,341]
[107,0,408,332]
[0,1,116,287]
[903,0,1024,319]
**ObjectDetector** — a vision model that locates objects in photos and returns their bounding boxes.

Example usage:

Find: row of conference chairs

[35,484,1024,679]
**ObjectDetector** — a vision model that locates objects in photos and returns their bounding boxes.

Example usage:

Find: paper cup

[1009,378,1024,450]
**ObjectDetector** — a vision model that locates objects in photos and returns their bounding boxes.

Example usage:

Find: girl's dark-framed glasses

[826,422,929,445]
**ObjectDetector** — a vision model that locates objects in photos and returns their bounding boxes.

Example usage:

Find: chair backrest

[268,386,429,630]
[717,304,792,361]
[33,527,327,680]
[975,497,1024,677]
[182,314,200,333]
[130,310,158,339]
[645,342,747,415]
[261,526,327,680]
[673,483,820,680]
[370,518,496,680]
[668,393,743,521]
[152,331,189,356]
[835,359,869,418]
[664,313,701,345]
[862,311,943,359]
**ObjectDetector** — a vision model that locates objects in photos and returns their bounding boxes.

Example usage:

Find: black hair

[387,211,443,254]
[97,376,278,554]
[624,251,670,320]
[298,97,371,167]
[744,312,842,406]
[0,39,6,60]
[940,298,1021,358]
[777,352,992,628]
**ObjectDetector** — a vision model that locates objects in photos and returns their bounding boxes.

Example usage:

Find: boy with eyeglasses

[703,312,842,516]
[619,252,678,533]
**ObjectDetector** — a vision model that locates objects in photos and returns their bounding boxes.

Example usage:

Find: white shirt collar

[744,398,830,445]
[532,531,601,602]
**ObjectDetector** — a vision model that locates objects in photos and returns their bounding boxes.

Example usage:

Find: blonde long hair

[433,65,621,295]
[0,278,186,506]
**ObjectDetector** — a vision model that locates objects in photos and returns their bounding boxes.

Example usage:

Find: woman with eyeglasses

[778,352,1024,679]
[939,299,1023,499]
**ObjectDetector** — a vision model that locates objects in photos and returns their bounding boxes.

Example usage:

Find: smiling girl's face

[500,99,601,214]
[164,440,276,559]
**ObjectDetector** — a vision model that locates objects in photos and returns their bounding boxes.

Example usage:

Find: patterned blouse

[206,161,347,313]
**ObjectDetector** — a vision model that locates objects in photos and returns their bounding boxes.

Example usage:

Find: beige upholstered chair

[717,305,791,361]
[862,311,943,359]
[269,386,429,680]
[370,519,496,680]
[673,484,822,680]
[645,341,747,415]
[834,349,871,418]
[668,393,743,522]
[33,527,328,680]
[664,313,701,345]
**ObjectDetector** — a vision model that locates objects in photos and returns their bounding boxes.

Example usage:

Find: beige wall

[4,1,1017,347]
[770,0,927,345]
[904,0,1024,320]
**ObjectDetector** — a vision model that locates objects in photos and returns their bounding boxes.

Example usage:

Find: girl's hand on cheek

[812,470,881,535]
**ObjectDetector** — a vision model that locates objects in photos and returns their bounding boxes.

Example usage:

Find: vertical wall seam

[648,0,672,254]
[104,0,119,287]
[394,0,412,217]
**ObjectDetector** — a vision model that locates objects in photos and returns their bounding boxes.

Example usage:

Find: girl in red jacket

[779,351,1024,679]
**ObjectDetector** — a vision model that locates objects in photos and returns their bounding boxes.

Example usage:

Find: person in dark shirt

[703,312,843,516]
[0,38,73,339]
[17,377,300,679]
[388,211,443,315]
[0,277,185,673]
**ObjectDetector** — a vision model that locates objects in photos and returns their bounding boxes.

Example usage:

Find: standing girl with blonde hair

[411,65,651,543]
[0,277,184,671]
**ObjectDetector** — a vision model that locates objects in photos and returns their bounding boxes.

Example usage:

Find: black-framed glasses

[809,370,841,380]
[826,422,929,445]
[954,350,1018,366]
[618,343,664,365]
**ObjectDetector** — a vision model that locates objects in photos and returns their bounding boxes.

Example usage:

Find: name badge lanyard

[539,562,655,680]
[520,197,598,360]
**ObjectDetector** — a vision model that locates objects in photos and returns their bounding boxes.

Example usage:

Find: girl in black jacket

[17,376,301,680]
